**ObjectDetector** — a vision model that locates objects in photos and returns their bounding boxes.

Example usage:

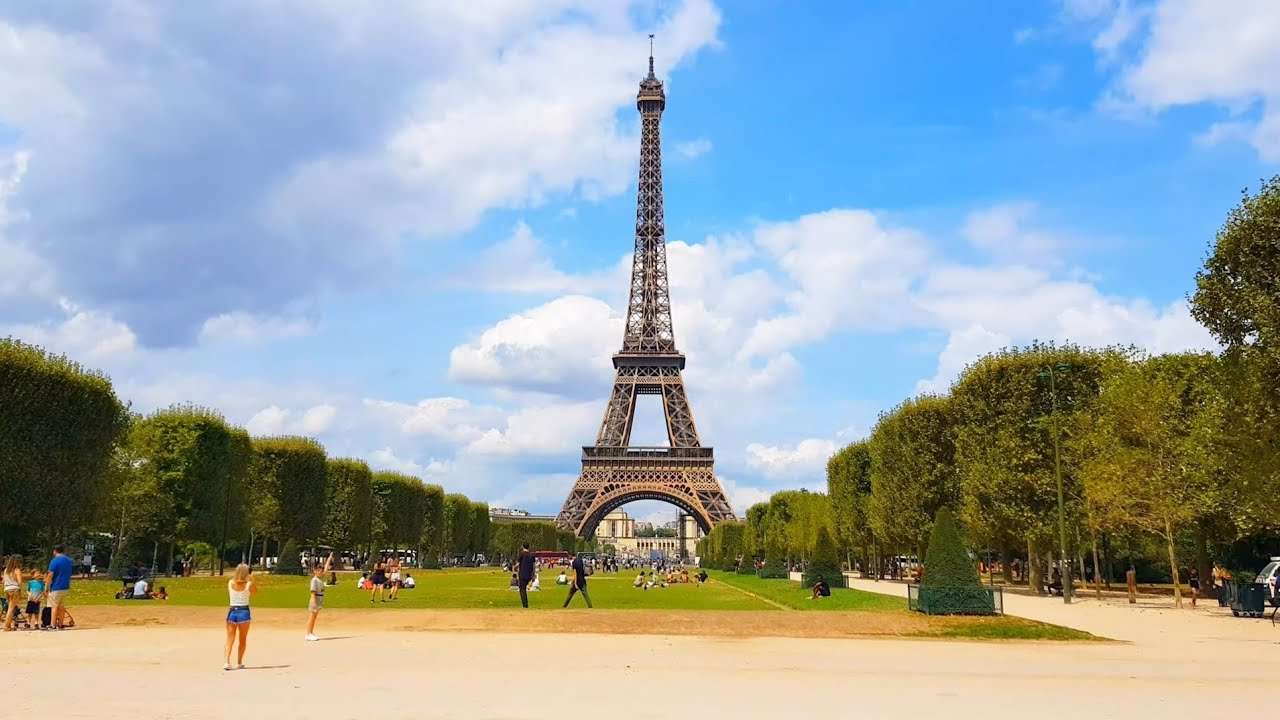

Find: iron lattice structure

[556,44,735,539]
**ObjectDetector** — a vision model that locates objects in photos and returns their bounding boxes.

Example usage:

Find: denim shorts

[227,606,251,624]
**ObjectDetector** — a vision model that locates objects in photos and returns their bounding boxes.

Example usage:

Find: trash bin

[1217,582,1235,608]
[1231,583,1267,618]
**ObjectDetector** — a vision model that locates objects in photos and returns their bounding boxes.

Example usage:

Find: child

[152,586,168,600]
[508,572,519,591]
[25,567,44,624]
[356,572,369,590]
[305,552,333,642]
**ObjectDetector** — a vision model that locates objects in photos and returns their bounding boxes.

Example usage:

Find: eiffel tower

[556,39,736,539]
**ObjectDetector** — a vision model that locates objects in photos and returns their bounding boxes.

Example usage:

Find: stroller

[1,595,34,630]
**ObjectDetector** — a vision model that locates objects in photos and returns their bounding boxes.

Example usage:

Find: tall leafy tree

[1192,175,1280,379]
[371,471,428,550]
[322,458,373,553]
[826,442,872,565]
[250,437,327,546]
[951,343,1127,592]
[443,493,473,558]
[0,338,129,537]
[1075,353,1226,607]
[866,395,957,556]
[469,501,491,557]
[418,483,445,565]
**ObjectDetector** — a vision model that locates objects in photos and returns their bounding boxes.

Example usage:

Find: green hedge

[917,508,993,615]
[274,538,304,575]
[802,525,841,587]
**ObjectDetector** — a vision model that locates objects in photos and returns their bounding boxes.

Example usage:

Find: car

[1253,557,1280,606]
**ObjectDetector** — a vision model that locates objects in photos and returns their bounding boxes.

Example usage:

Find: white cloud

[718,475,772,515]
[0,1,723,343]
[368,447,448,478]
[361,397,499,444]
[2,299,137,362]
[198,312,313,344]
[744,438,837,479]
[742,209,929,358]
[1085,0,1280,161]
[245,402,341,436]
[674,138,712,159]
[962,202,1063,260]
[463,401,600,457]
[448,295,620,395]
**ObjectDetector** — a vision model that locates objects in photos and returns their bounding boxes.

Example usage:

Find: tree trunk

[1101,534,1113,589]
[1091,533,1103,600]
[1028,537,1045,595]
[1165,519,1183,609]
[1194,527,1212,599]
[1000,547,1013,585]
[246,530,255,568]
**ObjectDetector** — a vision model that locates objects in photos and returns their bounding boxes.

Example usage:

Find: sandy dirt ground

[9,594,1279,719]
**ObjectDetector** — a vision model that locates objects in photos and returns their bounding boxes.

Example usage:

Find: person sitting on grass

[402,574,415,589]
[556,570,569,586]
[633,571,645,588]
[132,576,150,599]
[529,571,541,592]
[696,569,708,585]
[151,586,168,600]
[356,572,369,590]
[508,572,520,591]
[810,576,831,599]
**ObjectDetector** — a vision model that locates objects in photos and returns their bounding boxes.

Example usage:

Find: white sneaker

[305,634,319,641]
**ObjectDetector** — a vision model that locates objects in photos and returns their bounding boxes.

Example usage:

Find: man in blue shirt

[46,545,73,629]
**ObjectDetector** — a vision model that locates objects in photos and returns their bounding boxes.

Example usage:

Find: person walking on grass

[45,545,73,630]
[369,560,388,603]
[562,553,592,609]
[3,555,22,631]
[387,556,402,601]
[224,563,256,670]
[517,543,536,608]
[306,552,334,641]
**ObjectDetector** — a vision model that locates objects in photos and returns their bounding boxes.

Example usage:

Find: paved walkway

[847,577,1279,647]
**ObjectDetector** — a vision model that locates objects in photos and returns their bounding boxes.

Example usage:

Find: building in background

[595,508,703,561]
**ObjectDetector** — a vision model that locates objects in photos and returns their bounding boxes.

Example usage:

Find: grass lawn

[61,568,1096,641]
[65,569,766,611]
[709,571,1097,641]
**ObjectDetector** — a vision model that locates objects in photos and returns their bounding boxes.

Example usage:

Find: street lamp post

[1042,364,1073,604]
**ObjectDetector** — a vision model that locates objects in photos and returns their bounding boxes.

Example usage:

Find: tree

[0,338,129,537]
[418,484,445,566]
[371,471,429,551]
[743,502,769,561]
[322,458,373,553]
[443,494,473,559]
[951,343,1127,593]
[866,395,957,556]
[1075,353,1226,607]
[1191,176,1280,379]
[827,442,872,572]
[127,406,239,558]
[469,501,490,557]
[917,508,993,614]
[803,525,841,588]
[250,437,327,547]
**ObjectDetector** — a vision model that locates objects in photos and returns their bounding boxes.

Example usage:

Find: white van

[1254,557,1280,604]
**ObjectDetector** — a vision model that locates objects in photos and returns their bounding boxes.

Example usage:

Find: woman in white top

[224,563,257,670]
[3,555,22,631]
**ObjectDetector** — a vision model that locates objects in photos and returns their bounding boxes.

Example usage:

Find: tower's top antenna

[648,34,655,77]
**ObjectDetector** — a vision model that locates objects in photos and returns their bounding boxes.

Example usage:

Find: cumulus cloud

[245,402,339,436]
[0,1,722,344]
[745,438,838,479]
[198,313,313,344]
[463,401,601,457]
[1079,0,1280,161]
[368,447,449,478]
[1,299,137,362]
[674,138,712,159]
[448,295,620,397]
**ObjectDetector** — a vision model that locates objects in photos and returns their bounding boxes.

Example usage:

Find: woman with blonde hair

[3,555,22,631]
[224,563,256,670]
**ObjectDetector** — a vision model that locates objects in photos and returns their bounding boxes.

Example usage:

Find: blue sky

[2,1,1276,525]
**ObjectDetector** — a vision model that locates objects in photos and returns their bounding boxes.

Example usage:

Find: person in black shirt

[562,554,592,608]
[516,544,536,609]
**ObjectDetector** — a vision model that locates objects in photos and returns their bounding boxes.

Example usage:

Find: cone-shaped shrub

[918,508,994,615]
[273,538,305,575]
[803,525,841,588]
